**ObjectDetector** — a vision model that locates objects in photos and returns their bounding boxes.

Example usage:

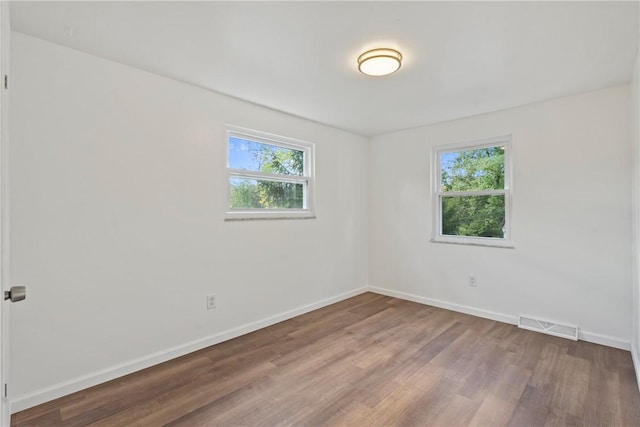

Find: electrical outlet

[468,275,477,287]
[207,294,216,310]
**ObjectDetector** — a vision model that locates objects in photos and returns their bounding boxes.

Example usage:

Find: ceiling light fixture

[357,48,402,77]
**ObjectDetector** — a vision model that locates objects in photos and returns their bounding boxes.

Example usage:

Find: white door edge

[1,1,10,425]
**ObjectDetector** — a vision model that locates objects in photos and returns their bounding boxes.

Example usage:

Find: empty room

[1,1,639,426]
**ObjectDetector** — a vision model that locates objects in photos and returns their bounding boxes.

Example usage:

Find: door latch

[4,286,26,303]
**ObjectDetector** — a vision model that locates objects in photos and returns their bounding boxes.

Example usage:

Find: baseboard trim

[578,330,630,351]
[10,286,369,413]
[368,286,631,351]
[11,285,632,412]
[368,286,518,325]
[632,344,640,394]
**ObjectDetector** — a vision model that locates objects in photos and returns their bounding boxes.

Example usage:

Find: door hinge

[4,383,7,399]
[3,75,7,89]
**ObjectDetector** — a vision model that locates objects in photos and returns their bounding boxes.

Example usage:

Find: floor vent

[517,314,578,341]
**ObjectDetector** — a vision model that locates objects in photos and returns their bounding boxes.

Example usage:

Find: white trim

[632,344,640,394]
[369,286,517,325]
[368,286,631,350]
[225,212,316,221]
[226,125,314,154]
[10,286,369,413]
[440,189,507,197]
[429,236,515,249]
[224,125,316,220]
[228,170,308,184]
[0,1,9,423]
[578,330,631,351]
[431,135,513,248]
[369,286,518,325]
[434,135,512,154]
[11,285,633,412]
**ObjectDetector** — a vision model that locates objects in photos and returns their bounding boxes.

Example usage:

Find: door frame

[1,1,10,425]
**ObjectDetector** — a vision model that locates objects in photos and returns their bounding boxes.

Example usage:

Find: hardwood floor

[12,292,640,426]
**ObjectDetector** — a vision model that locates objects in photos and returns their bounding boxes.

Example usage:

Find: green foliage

[229,179,262,209]
[441,147,504,191]
[442,195,505,237]
[441,147,505,238]
[229,144,304,209]
[256,145,304,177]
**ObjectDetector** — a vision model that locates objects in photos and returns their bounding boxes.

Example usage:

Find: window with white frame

[225,126,315,220]
[432,135,512,247]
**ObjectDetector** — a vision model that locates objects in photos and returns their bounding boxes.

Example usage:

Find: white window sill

[430,236,514,249]
[225,210,316,221]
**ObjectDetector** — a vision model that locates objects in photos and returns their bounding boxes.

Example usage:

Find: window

[225,126,315,220]
[432,135,512,247]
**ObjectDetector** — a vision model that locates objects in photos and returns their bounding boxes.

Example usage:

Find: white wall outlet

[207,294,216,310]
[468,275,477,287]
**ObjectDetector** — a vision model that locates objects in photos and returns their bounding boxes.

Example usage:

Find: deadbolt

[4,286,26,303]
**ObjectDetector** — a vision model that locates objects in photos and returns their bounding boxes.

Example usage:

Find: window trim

[431,135,514,248]
[225,125,316,221]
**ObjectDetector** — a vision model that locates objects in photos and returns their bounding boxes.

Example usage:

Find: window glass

[230,177,304,210]
[225,127,314,220]
[442,195,505,238]
[229,137,304,176]
[433,136,512,247]
[440,146,505,192]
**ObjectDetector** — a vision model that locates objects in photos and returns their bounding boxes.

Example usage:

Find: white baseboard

[579,330,630,351]
[368,286,518,325]
[632,344,640,394]
[11,285,633,413]
[10,286,369,413]
[368,286,631,351]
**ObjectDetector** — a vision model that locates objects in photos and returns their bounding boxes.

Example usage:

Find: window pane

[230,177,304,209]
[441,146,504,191]
[442,195,505,238]
[229,137,304,176]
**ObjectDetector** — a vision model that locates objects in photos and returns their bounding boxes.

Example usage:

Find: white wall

[9,28,639,412]
[369,85,632,347]
[9,33,368,409]
[631,49,640,384]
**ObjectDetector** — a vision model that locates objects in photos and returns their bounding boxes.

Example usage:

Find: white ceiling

[9,1,640,136]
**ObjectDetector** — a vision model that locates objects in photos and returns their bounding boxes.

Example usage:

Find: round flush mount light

[357,48,402,77]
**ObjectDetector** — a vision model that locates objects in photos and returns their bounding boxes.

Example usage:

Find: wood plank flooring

[12,292,640,426]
